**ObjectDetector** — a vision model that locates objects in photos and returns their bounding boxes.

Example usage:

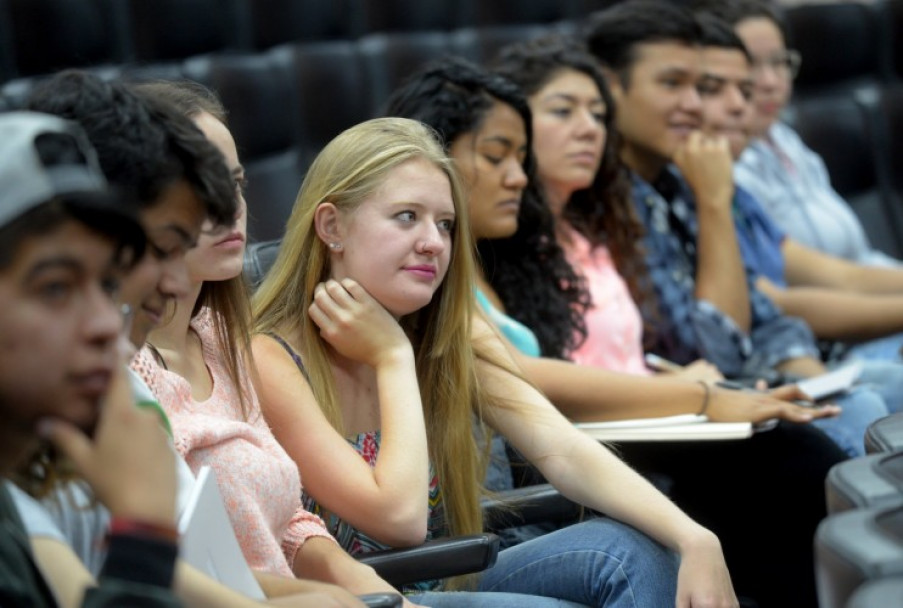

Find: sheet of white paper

[576,421,753,442]
[575,414,707,430]
[796,361,863,401]
[178,466,266,599]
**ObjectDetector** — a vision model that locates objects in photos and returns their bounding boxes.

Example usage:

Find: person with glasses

[695,0,900,267]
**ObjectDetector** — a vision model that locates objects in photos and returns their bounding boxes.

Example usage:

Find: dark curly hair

[492,35,658,351]
[384,56,589,358]
[27,70,236,227]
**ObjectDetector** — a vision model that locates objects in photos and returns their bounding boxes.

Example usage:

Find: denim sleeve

[742,287,820,377]
[645,237,817,377]
[687,299,754,377]
[643,235,753,374]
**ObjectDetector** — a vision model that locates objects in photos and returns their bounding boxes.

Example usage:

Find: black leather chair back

[243,239,281,290]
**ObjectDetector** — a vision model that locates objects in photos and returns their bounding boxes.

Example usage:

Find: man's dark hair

[691,0,788,40]
[27,70,235,226]
[134,79,229,125]
[583,0,703,85]
[696,13,752,62]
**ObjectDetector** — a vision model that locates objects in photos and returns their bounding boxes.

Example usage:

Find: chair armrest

[358,593,403,608]
[356,533,500,588]
[482,483,582,532]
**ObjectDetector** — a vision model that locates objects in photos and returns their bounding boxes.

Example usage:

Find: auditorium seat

[784,2,887,99]
[872,84,903,254]
[846,575,903,607]
[826,450,903,514]
[125,0,245,64]
[815,501,903,608]
[1,0,128,79]
[0,5,15,83]
[183,51,302,243]
[358,31,454,115]
[885,0,903,81]
[467,0,580,27]
[451,24,556,65]
[865,412,903,453]
[359,0,464,35]
[246,0,359,50]
[791,91,903,258]
[278,40,373,176]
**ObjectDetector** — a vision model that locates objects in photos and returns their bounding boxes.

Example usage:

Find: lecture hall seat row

[2,1,903,249]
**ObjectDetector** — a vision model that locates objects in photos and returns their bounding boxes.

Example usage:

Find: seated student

[130,79,402,608]
[716,0,899,266]
[252,116,738,608]
[20,73,357,607]
[0,110,180,606]
[386,52,846,608]
[693,3,903,362]
[582,0,895,458]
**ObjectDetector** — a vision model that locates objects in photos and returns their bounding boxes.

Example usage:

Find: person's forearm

[370,349,429,543]
[176,562,263,607]
[775,356,826,378]
[254,570,365,607]
[843,264,903,294]
[784,239,903,293]
[532,424,717,558]
[695,203,751,331]
[514,352,709,422]
[292,538,397,597]
[761,283,903,341]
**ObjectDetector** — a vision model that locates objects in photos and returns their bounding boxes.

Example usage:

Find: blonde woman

[252,117,737,608]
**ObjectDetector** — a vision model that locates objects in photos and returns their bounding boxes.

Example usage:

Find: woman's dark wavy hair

[383,56,589,358]
[492,35,658,349]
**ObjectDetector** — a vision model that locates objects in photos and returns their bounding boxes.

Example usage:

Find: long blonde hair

[253,117,485,540]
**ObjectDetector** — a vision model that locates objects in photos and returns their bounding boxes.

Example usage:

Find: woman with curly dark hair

[491,38,651,363]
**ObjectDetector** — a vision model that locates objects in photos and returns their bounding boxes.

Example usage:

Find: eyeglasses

[751,49,802,79]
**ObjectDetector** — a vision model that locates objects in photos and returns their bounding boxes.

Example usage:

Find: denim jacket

[631,167,818,378]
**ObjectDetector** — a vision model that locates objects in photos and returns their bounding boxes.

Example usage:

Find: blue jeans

[407,591,583,607]
[845,358,903,414]
[811,386,888,457]
[844,331,903,363]
[475,518,679,608]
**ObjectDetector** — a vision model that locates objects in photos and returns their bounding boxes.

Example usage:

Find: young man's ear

[314,202,343,247]
[601,65,625,102]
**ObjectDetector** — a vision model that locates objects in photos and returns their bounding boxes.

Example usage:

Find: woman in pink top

[129,81,408,607]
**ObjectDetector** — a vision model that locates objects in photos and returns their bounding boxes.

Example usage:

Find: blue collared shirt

[732,185,787,287]
[631,167,819,377]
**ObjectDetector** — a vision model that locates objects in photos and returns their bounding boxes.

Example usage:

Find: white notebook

[178,466,266,599]
[576,414,753,442]
[796,361,863,401]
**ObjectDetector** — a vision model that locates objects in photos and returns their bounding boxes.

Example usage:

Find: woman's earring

[329,242,343,251]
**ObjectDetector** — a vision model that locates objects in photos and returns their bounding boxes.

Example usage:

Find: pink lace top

[131,308,333,577]
[560,227,651,376]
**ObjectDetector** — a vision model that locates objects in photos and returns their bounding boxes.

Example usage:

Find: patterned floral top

[132,308,334,577]
[269,334,448,591]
